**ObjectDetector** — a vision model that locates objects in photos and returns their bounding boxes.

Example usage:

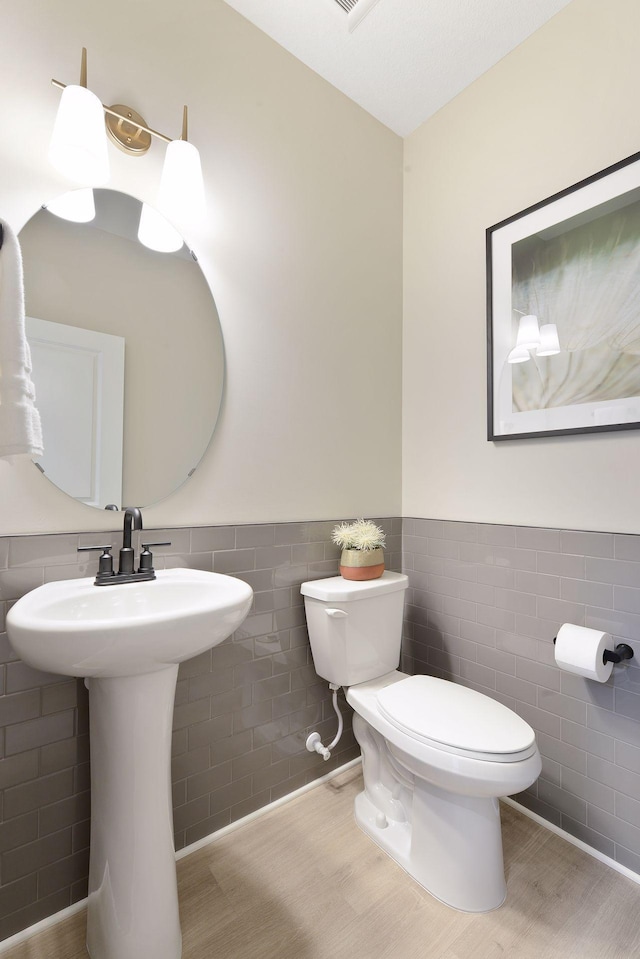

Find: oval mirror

[19,189,224,509]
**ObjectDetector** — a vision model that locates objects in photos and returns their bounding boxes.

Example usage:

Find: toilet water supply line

[306,684,343,760]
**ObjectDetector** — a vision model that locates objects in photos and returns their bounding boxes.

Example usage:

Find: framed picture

[487,150,640,441]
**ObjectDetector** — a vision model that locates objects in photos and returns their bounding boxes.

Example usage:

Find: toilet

[301,570,541,913]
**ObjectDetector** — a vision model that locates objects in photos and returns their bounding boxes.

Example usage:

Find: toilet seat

[377,675,536,763]
[347,672,541,797]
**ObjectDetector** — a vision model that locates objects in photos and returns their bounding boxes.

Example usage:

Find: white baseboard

[175,756,362,860]
[3,762,638,953]
[502,796,640,887]
[0,899,87,955]
[0,757,362,954]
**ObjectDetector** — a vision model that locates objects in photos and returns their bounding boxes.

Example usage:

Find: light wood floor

[5,766,640,959]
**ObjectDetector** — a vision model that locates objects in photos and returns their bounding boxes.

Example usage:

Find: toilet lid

[377,675,535,756]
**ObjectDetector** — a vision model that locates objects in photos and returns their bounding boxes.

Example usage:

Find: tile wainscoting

[402,518,640,879]
[0,518,401,941]
[2,515,640,941]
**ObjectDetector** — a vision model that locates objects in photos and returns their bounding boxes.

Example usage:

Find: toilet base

[353,786,506,913]
[352,713,508,913]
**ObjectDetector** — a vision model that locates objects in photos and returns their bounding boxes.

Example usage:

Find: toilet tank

[301,571,409,686]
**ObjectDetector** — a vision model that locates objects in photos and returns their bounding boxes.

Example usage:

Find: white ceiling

[221,0,574,136]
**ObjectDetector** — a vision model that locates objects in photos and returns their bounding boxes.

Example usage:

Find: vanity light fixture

[48,50,109,186]
[137,106,203,252]
[48,49,205,250]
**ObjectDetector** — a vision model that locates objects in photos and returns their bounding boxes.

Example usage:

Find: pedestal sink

[6,568,253,959]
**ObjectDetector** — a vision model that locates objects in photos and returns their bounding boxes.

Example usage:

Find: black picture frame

[487,150,640,441]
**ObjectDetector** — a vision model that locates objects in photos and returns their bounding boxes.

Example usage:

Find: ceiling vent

[332,0,383,32]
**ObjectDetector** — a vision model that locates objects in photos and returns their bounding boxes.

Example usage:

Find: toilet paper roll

[554,623,613,682]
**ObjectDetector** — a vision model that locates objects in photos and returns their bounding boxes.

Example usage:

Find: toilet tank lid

[301,571,408,603]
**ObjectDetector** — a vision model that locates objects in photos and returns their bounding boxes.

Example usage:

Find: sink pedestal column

[86,665,182,959]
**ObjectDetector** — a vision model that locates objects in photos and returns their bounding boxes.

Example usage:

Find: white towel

[0,218,44,458]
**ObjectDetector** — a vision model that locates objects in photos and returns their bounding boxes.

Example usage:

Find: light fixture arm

[79,47,87,88]
[51,78,173,146]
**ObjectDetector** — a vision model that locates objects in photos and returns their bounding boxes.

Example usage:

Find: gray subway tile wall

[402,518,640,875]
[0,518,401,942]
[4,514,640,942]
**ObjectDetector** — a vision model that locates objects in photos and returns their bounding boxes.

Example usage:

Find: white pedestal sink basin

[6,568,253,959]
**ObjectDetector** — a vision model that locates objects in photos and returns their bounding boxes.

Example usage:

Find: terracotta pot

[339,547,385,581]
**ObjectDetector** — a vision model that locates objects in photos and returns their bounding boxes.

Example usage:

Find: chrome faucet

[78,506,171,585]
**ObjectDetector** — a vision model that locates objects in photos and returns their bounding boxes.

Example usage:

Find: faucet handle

[139,542,171,572]
[78,545,114,577]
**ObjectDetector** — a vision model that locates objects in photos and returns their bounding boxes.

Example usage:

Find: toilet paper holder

[602,644,634,665]
[553,636,634,665]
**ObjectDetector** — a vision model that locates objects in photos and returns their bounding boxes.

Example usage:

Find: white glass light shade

[137,203,184,253]
[507,346,531,364]
[536,323,561,356]
[157,139,205,224]
[515,314,540,351]
[46,189,96,223]
[48,85,109,186]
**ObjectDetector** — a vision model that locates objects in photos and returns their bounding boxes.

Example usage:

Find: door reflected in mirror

[20,189,224,509]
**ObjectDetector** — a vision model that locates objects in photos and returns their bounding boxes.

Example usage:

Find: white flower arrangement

[331,518,386,552]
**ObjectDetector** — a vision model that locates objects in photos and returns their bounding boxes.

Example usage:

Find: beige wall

[403,0,640,533]
[8,0,635,539]
[0,0,403,534]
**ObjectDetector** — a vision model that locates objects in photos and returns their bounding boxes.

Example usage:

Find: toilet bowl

[348,670,540,911]
[301,571,541,913]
